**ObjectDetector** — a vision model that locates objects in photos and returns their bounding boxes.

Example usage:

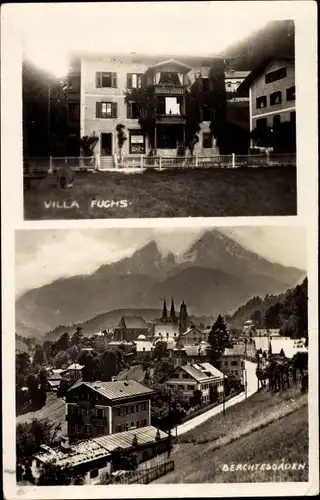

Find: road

[174,360,257,436]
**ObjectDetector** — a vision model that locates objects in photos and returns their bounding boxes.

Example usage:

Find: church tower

[161,298,168,322]
[179,300,188,334]
[170,297,177,323]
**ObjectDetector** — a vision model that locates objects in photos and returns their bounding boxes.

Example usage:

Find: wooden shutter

[127,73,132,89]
[111,72,117,88]
[96,101,101,118]
[112,102,117,118]
[96,72,102,88]
[127,102,132,119]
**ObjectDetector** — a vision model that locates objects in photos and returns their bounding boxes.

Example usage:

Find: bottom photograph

[15,225,308,485]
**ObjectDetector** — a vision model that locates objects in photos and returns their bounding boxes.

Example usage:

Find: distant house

[47,372,63,391]
[61,363,85,383]
[32,426,169,485]
[220,347,245,384]
[114,316,149,342]
[171,342,209,367]
[65,379,154,440]
[134,334,153,357]
[164,362,224,404]
[181,326,207,345]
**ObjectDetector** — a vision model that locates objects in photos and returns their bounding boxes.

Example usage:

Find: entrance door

[101,133,112,156]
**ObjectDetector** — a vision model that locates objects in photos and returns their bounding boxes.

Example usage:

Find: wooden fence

[128,460,174,484]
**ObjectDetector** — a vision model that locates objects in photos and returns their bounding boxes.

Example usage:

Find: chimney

[61,436,70,451]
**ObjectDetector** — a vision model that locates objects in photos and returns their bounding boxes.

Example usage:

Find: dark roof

[237,56,294,93]
[68,379,154,401]
[115,316,148,330]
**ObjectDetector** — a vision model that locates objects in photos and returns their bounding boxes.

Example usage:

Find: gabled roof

[147,58,192,73]
[67,379,154,401]
[182,326,205,337]
[115,316,148,330]
[237,56,294,93]
[63,363,85,371]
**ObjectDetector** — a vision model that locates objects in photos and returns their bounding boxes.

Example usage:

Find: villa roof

[68,379,154,401]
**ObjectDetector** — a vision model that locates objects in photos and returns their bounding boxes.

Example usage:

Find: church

[152,298,191,345]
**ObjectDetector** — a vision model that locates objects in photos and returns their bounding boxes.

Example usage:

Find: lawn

[24,166,297,219]
[16,393,67,437]
[156,387,308,483]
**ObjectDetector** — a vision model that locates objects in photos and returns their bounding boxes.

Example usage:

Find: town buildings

[238,57,295,148]
[220,347,245,384]
[153,298,191,342]
[114,316,149,342]
[164,362,224,404]
[60,363,85,383]
[65,379,154,440]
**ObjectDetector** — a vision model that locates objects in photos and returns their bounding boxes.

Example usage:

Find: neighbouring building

[171,342,210,367]
[114,316,149,342]
[238,57,295,148]
[225,68,250,95]
[47,372,63,391]
[31,426,169,485]
[220,347,245,384]
[60,363,85,383]
[134,334,154,356]
[180,326,207,346]
[65,379,154,440]
[164,362,224,404]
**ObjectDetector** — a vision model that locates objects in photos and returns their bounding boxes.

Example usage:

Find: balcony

[154,84,185,96]
[156,114,186,125]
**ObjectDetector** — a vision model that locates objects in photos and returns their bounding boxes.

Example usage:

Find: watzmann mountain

[16,230,305,335]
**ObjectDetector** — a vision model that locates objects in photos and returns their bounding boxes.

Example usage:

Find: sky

[15,226,306,296]
[13,1,296,77]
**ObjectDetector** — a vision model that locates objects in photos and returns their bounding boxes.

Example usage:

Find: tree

[264,302,281,329]
[99,349,120,381]
[33,344,45,367]
[80,135,99,157]
[152,341,169,360]
[116,124,127,161]
[77,351,100,382]
[38,368,49,392]
[53,351,71,369]
[37,462,82,486]
[66,345,79,363]
[153,357,174,383]
[70,327,83,346]
[26,373,40,408]
[206,315,231,366]
[16,352,32,378]
[124,85,157,151]
[191,389,203,407]
[16,418,61,461]
[55,332,70,352]
[209,384,219,403]
[208,58,227,153]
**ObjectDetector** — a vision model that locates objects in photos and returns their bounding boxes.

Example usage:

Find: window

[265,67,287,84]
[256,117,267,130]
[129,131,145,154]
[182,374,189,379]
[187,385,193,390]
[74,424,80,433]
[127,73,143,89]
[130,421,135,428]
[136,404,140,412]
[90,468,99,479]
[127,102,140,119]
[290,111,296,123]
[227,82,232,88]
[286,86,295,101]
[96,71,117,88]
[130,405,134,414]
[116,408,121,417]
[231,360,238,366]
[125,423,129,431]
[202,78,209,92]
[224,361,228,366]
[125,406,129,415]
[97,425,104,434]
[256,96,267,109]
[96,101,117,118]
[97,409,103,418]
[273,114,281,129]
[140,419,147,427]
[115,424,122,433]
[203,132,212,148]
[270,91,282,106]
[68,103,80,121]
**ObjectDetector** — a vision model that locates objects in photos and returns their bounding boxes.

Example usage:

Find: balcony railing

[154,84,185,95]
[155,114,186,125]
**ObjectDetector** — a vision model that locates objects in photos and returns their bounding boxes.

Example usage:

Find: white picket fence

[24,153,296,175]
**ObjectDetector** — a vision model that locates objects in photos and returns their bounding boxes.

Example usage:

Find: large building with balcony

[71,52,229,162]
[65,379,154,441]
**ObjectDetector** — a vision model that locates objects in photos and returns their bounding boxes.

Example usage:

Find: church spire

[161,298,168,322]
[170,297,176,322]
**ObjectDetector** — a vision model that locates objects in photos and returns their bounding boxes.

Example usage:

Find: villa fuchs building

[69,52,229,162]
[65,379,153,440]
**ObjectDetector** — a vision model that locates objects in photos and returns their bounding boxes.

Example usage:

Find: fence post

[195,155,198,168]
[48,156,53,174]
[140,154,143,169]
[95,154,100,171]
[266,150,270,166]
[159,156,162,171]
[232,153,236,168]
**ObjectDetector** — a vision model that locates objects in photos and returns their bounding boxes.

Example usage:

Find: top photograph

[22,4,296,220]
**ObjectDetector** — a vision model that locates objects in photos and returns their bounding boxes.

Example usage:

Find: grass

[24,166,297,219]
[16,393,67,437]
[156,387,308,483]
